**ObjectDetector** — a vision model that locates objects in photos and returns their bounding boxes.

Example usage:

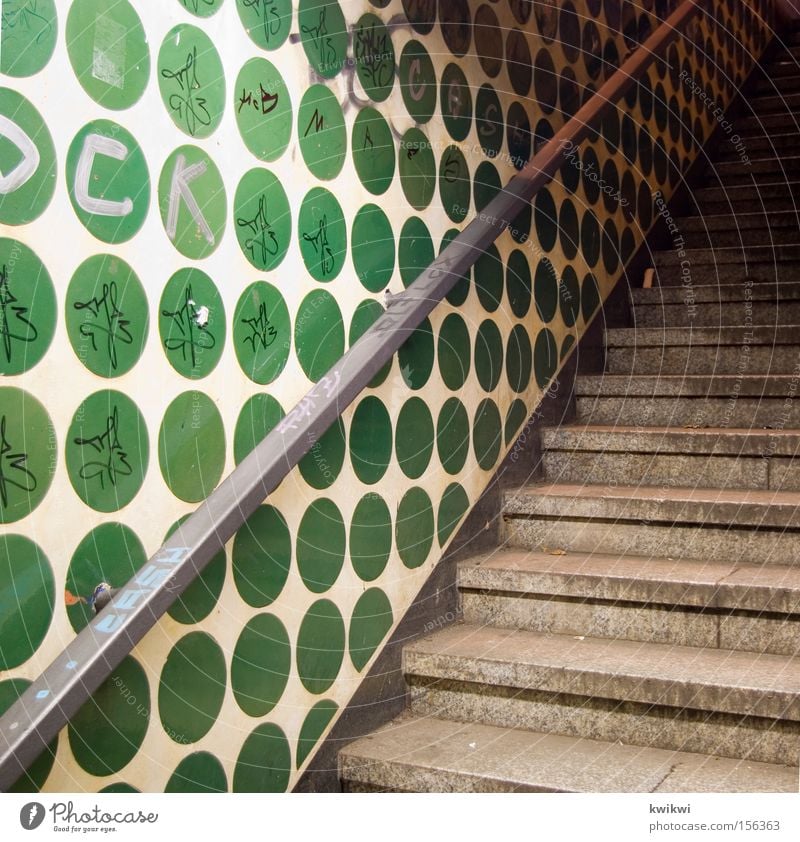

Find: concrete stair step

[734,112,800,134]
[632,281,800,303]
[746,91,800,115]
[652,262,800,288]
[654,243,800,269]
[708,163,800,188]
[752,74,800,94]
[715,132,800,161]
[681,213,800,248]
[338,715,798,792]
[691,182,800,215]
[459,549,800,656]
[503,481,800,566]
[541,422,800,490]
[605,325,800,375]
[761,59,800,78]
[575,373,800,428]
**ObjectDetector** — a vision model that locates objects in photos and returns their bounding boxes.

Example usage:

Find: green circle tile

[0,240,55,375]
[297,499,345,592]
[438,313,470,391]
[352,107,395,195]
[473,160,501,212]
[298,187,347,282]
[349,492,392,581]
[581,210,601,267]
[581,272,600,322]
[234,394,284,465]
[506,324,532,393]
[66,0,149,110]
[166,752,227,793]
[506,101,532,170]
[158,391,225,503]
[441,229,470,306]
[352,204,395,292]
[349,588,392,672]
[159,632,226,744]
[0,0,57,77]
[437,397,469,475]
[534,328,558,389]
[403,0,436,33]
[0,535,53,669]
[298,86,346,180]
[506,29,532,97]
[507,249,532,318]
[439,145,470,224]
[397,316,434,389]
[236,0,291,50]
[399,216,434,288]
[399,127,435,211]
[396,486,434,569]
[504,398,528,445]
[561,333,576,361]
[350,396,392,485]
[66,120,149,244]
[438,481,469,546]
[158,145,225,259]
[66,523,146,633]
[158,25,225,139]
[0,679,56,792]
[66,254,148,378]
[0,89,56,224]
[69,655,149,777]
[399,40,436,123]
[165,515,225,624]
[473,398,502,470]
[234,168,291,271]
[233,281,291,384]
[533,256,557,323]
[509,202,531,245]
[296,599,345,694]
[440,0,471,57]
[475,319,503,392]
[299,417,345,489]
[233,505,291,607]
[475,4,503,76]
[560,199,579,259]
[533,48,557,113]
[354,14,395,102]
[298,0,347,78]
[99,783,140,793]
[160,268,225,380]
[534,188,557,252]
[234,722,290,792]
[396,397,434,480]
[559,265,581,328]
[441,63,472,142]
[297,699,338,767]
[232,613,290,717]
[66,389,146,513]
[349,299,390,387]
[295,289,344,381]
[475,84,503,159]
[234,57,292,161]
[475,243,503,312]
[181,0,224,17]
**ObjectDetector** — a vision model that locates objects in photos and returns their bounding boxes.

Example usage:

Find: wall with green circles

[0,0,775,792]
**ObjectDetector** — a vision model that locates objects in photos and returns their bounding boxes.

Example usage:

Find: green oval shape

[158,391,225,503]
[534,327,558,389]
[399,127,436,210]
[234,167,291,272]
[437,397,469,475]
[69,655,150,777]
[439,145,470,224]
[233,722,290,792]
[233,281,291,384]
[0,679,57,791]
[297,699,338,767]
[352,107,395,195]
[298,0,347,78]
[158,25,225,139]
[66,523,146,633]
[441,63,472,141]
[66,390,147,512]
[507,249,533,319]
[295,290,344,382]
[395,397,434,479]
[0,240,56,375]
[475,243,504,312]
[236,0,291,51]
[158,145,226,259]
[233,505,291,607]
[166,752,227,793]
[0,535,53,669]
[160,268,225,380]
[438,313,471,391]
[475,84,503,158]
[0,89,56,224]
[297,498,345,593]
[66,254,148,378]
[299,416,345,489]
[296,599,345,694]
[438,481,469,546]
[298,85,346,180]
[533,257,557,323]
[232,613,291,717]
[397,317,434,390]
[441,229,470,306]
[350,396,392,485]
[234,57,292,161]
[354,14,395,102]
[506,324,532,394]
[0,0,57,77]
[505,398,529,445]
[234,394,284,465]
[349,588,393,671]
[349,299,390,387]
[396,487,434,569]
[66,0,149,110]
[349,492,392,581]
[399,40,437,123]
[66,120,150,244]
[298,187,347,282]
[475,319,503,392]
[159,632,226,744]
[180,0,224,18]
[473,398,502,470]
[399,216,434,288]
[352,204,395,292]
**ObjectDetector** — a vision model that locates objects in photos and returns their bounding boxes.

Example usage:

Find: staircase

[338,34,800,792]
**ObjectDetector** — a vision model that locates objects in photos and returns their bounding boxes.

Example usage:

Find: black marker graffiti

[161,284,215,370]
[0,264,38,367]
[0,415,36,509]
[73,407,133,491]
[73,281,133,372]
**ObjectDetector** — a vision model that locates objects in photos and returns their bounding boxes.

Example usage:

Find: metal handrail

[0,0,706,790]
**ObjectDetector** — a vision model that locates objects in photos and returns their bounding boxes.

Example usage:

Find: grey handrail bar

[0,0,705,791]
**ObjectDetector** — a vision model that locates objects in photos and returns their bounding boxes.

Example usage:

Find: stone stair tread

[504,482,800,529]
[606,326,800,346]
[655,244,800,265]
[632,283,800,303]
[458,548,800,612]
[576,373,800,396]
[680,211,800,231]
[404,625,800,720]
[338,715,798,792]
